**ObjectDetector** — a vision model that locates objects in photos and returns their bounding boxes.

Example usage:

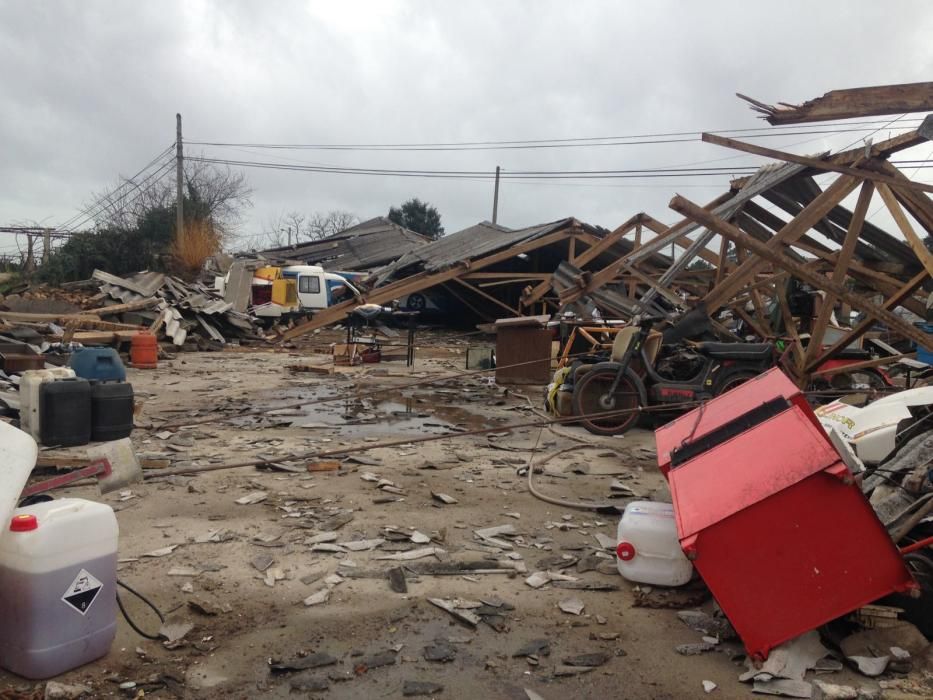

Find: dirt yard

[1,337,879,699]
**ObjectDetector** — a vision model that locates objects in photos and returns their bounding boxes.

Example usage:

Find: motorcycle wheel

[571,368,643,436]
[713,369,759,396]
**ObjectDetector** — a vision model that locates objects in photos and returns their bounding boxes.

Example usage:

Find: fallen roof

[257,216,431,270]
[374,218,609,284]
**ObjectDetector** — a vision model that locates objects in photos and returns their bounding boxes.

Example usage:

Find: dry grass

[171,219,222,276]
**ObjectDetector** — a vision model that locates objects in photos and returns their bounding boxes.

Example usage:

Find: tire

[571,366,645,436]
[713,369,759,396]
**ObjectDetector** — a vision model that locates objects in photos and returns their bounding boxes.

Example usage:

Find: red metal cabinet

[655,368,916,659]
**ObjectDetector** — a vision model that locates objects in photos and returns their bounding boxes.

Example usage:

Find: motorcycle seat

[695,341,774,360]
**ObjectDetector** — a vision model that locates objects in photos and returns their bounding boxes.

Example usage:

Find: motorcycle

[570,315,774,435]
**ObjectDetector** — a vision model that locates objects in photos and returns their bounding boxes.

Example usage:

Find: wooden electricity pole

[492,166,500,224]
[175,113,184,240]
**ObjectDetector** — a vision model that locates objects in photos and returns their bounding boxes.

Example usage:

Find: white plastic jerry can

[616,501,693,586]
[0,498,119,679]
[19,367,76,442]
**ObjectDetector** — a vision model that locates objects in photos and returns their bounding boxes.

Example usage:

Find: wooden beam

[737,83,933,125]
[702,132,933,194]
[440,283,494,323]
[732,304,771,340]
[669,195,933,352]
[876,183,933,278]
[522,219,637,306]
[703,174,860,311]
[461,272,551,280]
[620,264,686,309]
[90,298,160,315]
[804,271,928,373]
[451,278,521,317]
[804,181,874,370]
[777,292,806,373]
[638,214,721,266]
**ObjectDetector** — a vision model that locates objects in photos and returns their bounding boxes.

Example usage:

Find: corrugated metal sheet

[258,217,431,271]
[374,218,609,285]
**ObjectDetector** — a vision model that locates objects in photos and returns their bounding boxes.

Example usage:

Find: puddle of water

[254,385,494,438]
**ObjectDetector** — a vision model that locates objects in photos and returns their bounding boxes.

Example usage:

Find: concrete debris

[558,597,585,615]
[676,642,718,656]
[354,650,398,672]
[751,678,813,698]
[811,681,859,700]
[376,546,445,561]
[302,588,331,606]
[427,598,481,627]
[250,554,275,572]
[423,639,457,662]
[339,537,385,551]
[846,656,889,677]
[742,631,830,683]
[264,566,286,587]
[159,619,194,644]
[387,566,408,593]
[431,492,458,505]
[234,491,268,505]
[403,680,445,696]
[702,680,717,693]
[141,544,180,558]
[290,676,330,692]
[513,639,551,658]
[269,651,338,673]
[561,652,611,667]
[44,682,93,699]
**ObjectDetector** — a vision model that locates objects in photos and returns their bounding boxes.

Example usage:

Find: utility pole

[492,166,500,224]
[42,228,50,265]
[175,113,184,241]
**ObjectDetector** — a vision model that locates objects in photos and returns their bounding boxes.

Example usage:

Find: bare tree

[306,210,359,240]
[261,210,308,247]
[84,155,253,238]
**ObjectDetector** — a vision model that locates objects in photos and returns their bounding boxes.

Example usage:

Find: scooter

[571,315,774,435]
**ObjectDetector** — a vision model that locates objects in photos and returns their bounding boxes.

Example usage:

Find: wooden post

[703,175,859,311]
[176,113,184,241]
[876,183,933,278]
[803,181,874,370]
[805,271,927,373]
[492,166,500,224]
[669,195,933,352]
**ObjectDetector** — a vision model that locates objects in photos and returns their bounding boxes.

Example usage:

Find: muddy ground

[0,334,894,698]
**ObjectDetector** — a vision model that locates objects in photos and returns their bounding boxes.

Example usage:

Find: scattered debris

[269,652,338,673]
[558,597,585,616]
[403,680,445,697]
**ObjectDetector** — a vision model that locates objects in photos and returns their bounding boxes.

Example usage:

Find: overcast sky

[1,0,931,255]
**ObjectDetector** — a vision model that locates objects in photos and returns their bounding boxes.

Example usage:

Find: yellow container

[254,266,281,282]
[271,279,298,308]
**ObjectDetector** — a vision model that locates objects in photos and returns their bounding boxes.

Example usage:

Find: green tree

[388,198,444,240]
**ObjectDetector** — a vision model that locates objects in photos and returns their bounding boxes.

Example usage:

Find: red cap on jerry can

[616,541,636,561]
[9,514,38,532]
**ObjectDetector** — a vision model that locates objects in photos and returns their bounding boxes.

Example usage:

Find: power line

[57,144,176,231]
[187,155,931,183]
[62,157,177,233]
[185,118,922,152]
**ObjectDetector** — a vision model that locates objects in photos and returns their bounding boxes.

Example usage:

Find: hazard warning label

[61,569,103,615]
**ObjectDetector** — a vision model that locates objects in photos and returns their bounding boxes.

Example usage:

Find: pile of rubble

[0,269,265,355]
[92,270,263,347]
